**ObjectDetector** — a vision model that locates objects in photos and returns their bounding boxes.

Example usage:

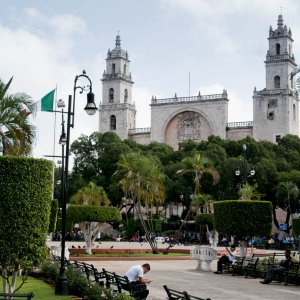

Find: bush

[292,217,300,236]
[66,267,89,297]
[40,260,134,299]
[214,200,272,239]
[41,260,60,281]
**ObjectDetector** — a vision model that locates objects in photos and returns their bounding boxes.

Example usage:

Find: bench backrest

[242,257,259,266]
[102,268,118,288]
[163,285,211,300]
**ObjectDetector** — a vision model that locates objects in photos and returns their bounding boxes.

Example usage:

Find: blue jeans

[264,266,286,283]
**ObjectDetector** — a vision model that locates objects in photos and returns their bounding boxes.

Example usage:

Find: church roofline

[150,92,228,106]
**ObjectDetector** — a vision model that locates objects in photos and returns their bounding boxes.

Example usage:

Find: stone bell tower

[99,34,136,139]
[253,15,299,143]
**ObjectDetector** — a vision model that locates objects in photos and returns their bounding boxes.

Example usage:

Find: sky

[1,0,300,166]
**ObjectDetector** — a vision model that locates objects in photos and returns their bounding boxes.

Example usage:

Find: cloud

[0,7,100,163]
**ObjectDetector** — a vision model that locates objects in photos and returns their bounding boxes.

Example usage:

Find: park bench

[163,285,211,300]
[222,256,244,273]
[114,274,149,300]
[102,268,118,290]
[190,246,217,271]
[283,262,300,286]
[0,293,34,299]
[232,257,259,278]
[71,261,99,282]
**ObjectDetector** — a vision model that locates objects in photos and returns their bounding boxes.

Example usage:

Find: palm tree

[239,183,261,200]
[176,153,219,195]
[71,181,110,206]
[0,77,36,156]
[115,151,165,254]
[176,153,219,237]
[275,181,299,234]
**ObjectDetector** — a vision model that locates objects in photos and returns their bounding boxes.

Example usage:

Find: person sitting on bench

[260,249,292,284]
[214,246,237,274]
[125,263,152,299]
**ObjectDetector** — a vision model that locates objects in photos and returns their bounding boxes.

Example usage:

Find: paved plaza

[50,241,300,300]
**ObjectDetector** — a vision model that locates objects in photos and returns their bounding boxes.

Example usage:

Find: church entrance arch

[164,110,213,149]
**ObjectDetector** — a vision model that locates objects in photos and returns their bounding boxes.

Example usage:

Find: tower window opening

[123,64,127,75]
[268,99,277,108]
[110,115,116,130]
[293,103,296,121]
[275,135,281,143]
[109,88,114,103]
[289,44,292,56]
[112,63,116,74]
[124,89,128,103]
[274,76,280,88]
[276,43,280,55]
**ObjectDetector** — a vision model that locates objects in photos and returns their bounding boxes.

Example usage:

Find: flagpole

[52,86,58,198]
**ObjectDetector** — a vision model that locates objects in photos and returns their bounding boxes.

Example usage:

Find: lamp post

[235,144,255,188]
[55,71,97,295]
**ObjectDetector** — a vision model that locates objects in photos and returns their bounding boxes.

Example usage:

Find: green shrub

[214,200,272,239]
[0,156,53,274]
[66,267,89,297]
[292,217,300,236]
[41,260,60,281]
[195,213,214,229]
[49,199,58,233]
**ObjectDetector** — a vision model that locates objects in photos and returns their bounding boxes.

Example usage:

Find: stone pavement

[90,259,300,300]
[49,241,300,299]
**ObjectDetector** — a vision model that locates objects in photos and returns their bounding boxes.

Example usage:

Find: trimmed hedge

[214,200,272,239]
[292,217,300,236]
[48,199,58,233]
[0,156,53,269]
[67,205,122,223]
[194,213,214,227]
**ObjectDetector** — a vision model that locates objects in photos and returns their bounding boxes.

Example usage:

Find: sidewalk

[91,259,300,300]
[49,241,300,299]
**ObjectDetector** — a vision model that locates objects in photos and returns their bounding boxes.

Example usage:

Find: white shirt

[125,265,144,282]
[229,250,237,262]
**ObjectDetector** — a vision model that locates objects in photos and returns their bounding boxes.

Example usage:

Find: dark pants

[217,255,232,272]
[130,282,149,300]
[264,266,286,283]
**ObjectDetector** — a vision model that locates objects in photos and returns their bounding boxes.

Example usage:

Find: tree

[69,182,112,254]
[214,200,273,256]
[115,151,165,254]
[176,153,219,236]
[275,181,299,234]
[238,183,261,200]
[0,77,36,156]
[0,157,53,294]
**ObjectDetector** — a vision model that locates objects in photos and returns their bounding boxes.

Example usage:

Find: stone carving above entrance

[177,112,201,141]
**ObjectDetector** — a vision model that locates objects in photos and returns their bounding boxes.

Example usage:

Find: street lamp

[55,71,97,295]
[235,144,255,188]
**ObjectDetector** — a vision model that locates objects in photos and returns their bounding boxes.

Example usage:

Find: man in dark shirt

[260,249,292,284]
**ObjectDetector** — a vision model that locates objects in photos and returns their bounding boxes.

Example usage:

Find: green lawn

[0,276,71,299]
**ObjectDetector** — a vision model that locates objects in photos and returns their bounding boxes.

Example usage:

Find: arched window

[293,104,296,121]
[124,89,128,102]
[110,115,116,130]
[112,63,116,74]
[109,88,114,103]
[123,64,127,75]
[276,43,280,55]
[274,76,280,88]
[289,44,292,56]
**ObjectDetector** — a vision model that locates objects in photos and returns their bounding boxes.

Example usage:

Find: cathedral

[99,15,299,148]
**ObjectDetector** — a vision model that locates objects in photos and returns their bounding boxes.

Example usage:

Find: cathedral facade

[99,15,299,148]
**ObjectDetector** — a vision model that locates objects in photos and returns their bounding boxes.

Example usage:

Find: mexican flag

[40,89,55,111]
